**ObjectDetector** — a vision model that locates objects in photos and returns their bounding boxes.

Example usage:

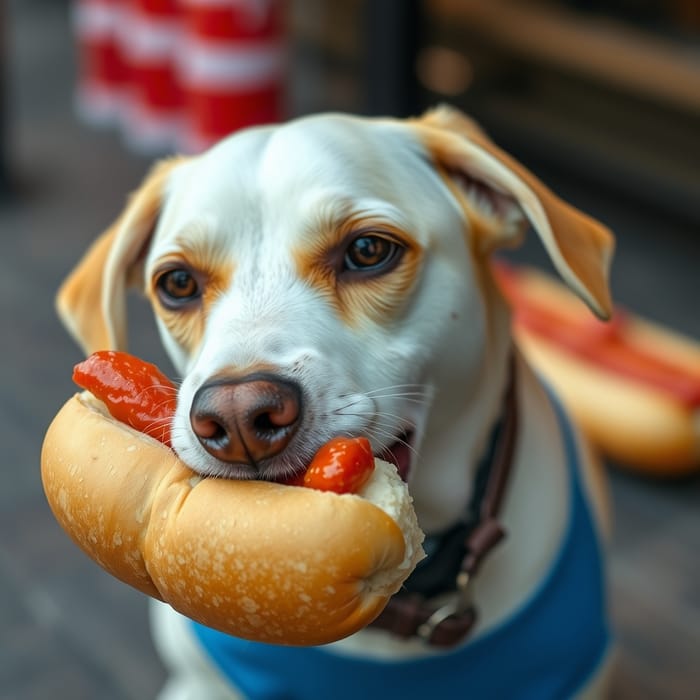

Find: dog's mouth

[185,428,417,484]
[258,429,415,485]
[269,429,416,485]
[377,430,415,482]
[255,429,415,486]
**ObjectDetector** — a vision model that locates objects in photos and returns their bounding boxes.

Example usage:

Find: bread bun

[41,392,425,645]
[496,263,700,476]
[516,333,699,473]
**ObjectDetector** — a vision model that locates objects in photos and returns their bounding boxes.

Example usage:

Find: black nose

[190,374,302,467]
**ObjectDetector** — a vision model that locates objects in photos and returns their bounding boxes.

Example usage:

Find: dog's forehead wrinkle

[156,198,263,260]
[297,190,413,233]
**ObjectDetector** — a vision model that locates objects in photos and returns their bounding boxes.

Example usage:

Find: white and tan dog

[57,107,614,699]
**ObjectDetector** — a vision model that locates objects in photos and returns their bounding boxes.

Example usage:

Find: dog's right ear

[56,157,187,355]
[414,106,614,319]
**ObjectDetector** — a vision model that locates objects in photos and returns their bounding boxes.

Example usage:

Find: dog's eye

[344,235,402,273]
[156,269,201,306]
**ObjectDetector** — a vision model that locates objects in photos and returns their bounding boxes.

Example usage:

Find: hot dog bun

[41,391,425,646]
[495,263,700,476]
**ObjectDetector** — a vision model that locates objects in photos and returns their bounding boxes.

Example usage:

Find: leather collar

[369,354,519,647]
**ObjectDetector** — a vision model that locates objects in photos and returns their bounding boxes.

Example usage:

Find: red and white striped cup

[73,0,129,126]
[176,0,287,153]
[118,0,184,153]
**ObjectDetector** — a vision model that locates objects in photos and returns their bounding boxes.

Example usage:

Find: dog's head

[57,107,612,529]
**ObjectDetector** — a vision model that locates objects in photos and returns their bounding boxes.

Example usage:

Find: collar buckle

[416,571,473,643]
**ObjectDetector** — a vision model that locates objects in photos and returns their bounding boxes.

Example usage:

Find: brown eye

[344,235,401,272]
[156,268,201,307]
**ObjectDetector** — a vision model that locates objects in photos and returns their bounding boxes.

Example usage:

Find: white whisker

[366,424,422,462]
[334,383,432,418]
[362,383,428,396]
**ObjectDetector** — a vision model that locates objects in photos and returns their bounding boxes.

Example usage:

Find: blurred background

[1,0,698,698]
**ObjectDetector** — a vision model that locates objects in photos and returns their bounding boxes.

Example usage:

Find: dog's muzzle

[190,373,302,469]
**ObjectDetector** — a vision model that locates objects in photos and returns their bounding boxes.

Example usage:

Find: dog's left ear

[415,106,614,319]
[57,157,187,355]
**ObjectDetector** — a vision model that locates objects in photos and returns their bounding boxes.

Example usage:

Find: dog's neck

[410,277,571,629]
[339,299,573,658]
[410,281,515,535]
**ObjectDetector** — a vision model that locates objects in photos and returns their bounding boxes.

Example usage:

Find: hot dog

[494,262,700,476]
[41,354,425,646]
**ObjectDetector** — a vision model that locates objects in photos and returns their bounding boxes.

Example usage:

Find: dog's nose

[190,375,302,467]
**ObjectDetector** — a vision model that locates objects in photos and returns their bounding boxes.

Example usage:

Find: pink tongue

[379,441,411,481]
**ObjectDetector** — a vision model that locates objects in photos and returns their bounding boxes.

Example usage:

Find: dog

[57,106,614,699]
